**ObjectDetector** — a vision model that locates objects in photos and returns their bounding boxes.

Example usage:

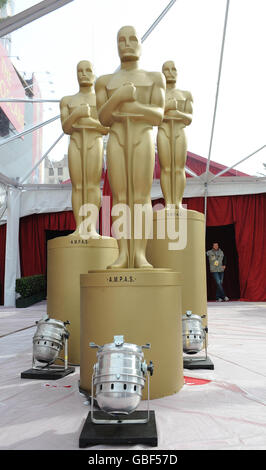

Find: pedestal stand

[80,268,183,400]
[47,234,118,364]
[147,208,208,327]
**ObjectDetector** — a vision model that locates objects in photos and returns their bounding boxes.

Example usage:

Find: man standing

[206,242,229,301]
[95,25,166,268]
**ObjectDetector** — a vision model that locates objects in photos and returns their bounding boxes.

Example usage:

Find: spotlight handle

[89,342,101,349]
[147,360,154,376]
[203,327,208,360]
[142,343,151,350]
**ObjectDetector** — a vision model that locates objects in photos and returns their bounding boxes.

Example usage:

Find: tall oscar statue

[95,27,166,268]
[60,60,109,237]
[157,60,193,208]
[47,61,118,364]
[80,28,184,399]
[147,61,209,359]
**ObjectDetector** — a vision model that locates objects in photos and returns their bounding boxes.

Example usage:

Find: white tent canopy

[0,174,265,224]
[0,0,265,306]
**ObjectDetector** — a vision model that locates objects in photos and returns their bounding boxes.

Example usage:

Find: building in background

[44,154,69,184]
[0,0,44,183]
[0,0,14,55]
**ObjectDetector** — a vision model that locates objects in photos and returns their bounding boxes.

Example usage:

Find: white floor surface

[0,300,265,451]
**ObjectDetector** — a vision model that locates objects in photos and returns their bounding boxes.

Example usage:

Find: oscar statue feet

[79,228,101,239]
[68,227,101,240]
[107,252,153,269]
[68,228,80,238]
[107,252,129,269]
[134,253,153,269]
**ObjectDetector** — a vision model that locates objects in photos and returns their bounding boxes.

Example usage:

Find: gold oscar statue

[80,28,184,399]
[157,60,193,208]
[47,61,119,364]
[60,60,109,236]
[95,25,166,268]
[147,61,208,341]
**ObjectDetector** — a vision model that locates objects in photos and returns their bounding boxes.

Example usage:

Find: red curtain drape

[19,211,76,278]
[101,171,266,301]
[182,194,266,301]
[231,193,266,301]
[0,185,265,304]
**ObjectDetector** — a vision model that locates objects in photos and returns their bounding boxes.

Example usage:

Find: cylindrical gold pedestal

[47,235,118,364]
[146,209,207,326]
[80,269,183,400]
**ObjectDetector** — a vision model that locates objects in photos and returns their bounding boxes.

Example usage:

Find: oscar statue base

[183,356,214,370]
[147,208,208,327]
[79,410,157,448]
[80,268,183,400]
[21,365,75,380]
[47,234,119,365]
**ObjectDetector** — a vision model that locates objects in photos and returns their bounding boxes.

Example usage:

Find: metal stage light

[89,335,154,422]
[21,316,75,380]
[79,335,157,448]
[182,311,214,370]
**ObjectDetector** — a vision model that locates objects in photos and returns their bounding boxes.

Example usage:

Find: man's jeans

[212,271,225,300]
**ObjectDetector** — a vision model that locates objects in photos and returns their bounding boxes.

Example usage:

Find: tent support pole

[204,182,208,232]
[4,188,21,306]
[0,115,60,148]
[20,133,64,184]
[208,145,266,182]
[0,0,74,37]
[205,0,230,180]
[141,0,177,42]
[0,99,59,103]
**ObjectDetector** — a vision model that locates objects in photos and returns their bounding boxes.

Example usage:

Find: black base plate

[183,356,214,370]
[79,410,157,448]
[21,366,75,380]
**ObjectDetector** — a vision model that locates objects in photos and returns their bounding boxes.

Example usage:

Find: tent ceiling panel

[20,185,72,218]
[0,0,265,185]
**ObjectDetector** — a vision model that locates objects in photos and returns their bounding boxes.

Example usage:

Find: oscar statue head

[117,25,141,63]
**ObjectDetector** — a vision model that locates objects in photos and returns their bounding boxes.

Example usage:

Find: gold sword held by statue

[163,115,183,209]
[113,111,144,268]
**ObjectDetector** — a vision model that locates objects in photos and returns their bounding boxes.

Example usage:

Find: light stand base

[79,410,157,448]
[183,356,214,370]
[21,365,75,380]
[78,382,100,409]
